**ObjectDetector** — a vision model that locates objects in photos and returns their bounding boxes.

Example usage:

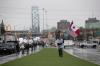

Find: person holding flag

[55,30,64,57]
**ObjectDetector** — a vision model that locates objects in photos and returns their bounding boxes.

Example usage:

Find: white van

[64,40,74,48]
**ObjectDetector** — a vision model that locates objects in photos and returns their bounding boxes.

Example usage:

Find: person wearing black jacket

[16,41,20,55]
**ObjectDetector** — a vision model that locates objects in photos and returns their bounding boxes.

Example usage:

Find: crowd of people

[16,37,46,55]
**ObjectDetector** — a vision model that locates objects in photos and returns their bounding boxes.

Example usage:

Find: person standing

[16,41,20,55]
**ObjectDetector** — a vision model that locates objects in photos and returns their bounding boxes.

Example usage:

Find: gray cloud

[0,0,100,30]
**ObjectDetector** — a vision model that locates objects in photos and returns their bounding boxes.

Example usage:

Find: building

[0,20,5,35]
[57,20,69,32]
[85,17,100,40]
[57,20,70,39]
[85,17,100,29]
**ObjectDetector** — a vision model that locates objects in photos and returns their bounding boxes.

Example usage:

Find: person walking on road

[23,38,29,54]
[28,38,33,52]
[18,38,25,55]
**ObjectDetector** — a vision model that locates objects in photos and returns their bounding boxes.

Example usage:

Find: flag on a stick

[68,21,80,38]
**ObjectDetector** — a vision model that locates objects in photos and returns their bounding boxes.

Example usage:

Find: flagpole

[73,37,76,41]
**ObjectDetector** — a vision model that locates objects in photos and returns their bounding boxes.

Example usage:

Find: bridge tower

[32,6,40,36]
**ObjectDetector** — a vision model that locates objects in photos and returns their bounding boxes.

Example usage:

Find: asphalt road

[64,47,100,65]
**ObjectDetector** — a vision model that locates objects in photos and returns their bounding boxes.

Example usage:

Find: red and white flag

[68,21,80,37]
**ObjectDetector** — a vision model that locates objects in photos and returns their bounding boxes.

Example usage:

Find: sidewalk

[0,54,18,64]
[0,46,42,64]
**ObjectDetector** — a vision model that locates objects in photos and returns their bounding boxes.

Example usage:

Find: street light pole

[42,8,45,33]
[45,10,48,30]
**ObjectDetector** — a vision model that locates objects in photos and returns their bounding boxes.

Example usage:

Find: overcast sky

[0,0,100,30]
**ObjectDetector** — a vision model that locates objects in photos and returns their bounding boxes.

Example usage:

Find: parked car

[0,41,17,55]
[79,41,97,48]
[0,34,18,55]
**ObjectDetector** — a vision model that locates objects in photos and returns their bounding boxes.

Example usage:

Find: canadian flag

[68,21,80,37]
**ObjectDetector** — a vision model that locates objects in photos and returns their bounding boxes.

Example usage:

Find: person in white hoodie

[23,38,29,54]
[18,38,24,54]
[28,38,33,52]
[55,30,64,57]
[56,37,64,57]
